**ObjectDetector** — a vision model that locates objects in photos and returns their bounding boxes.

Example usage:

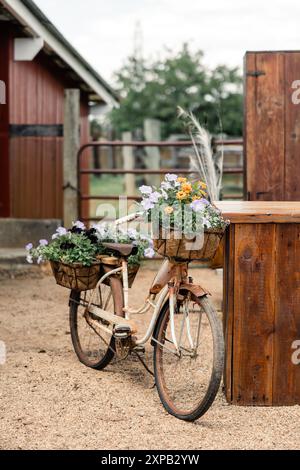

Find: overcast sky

[36,0,300,84]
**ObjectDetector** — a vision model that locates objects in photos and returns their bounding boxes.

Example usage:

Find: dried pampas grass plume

[177,106,222,202]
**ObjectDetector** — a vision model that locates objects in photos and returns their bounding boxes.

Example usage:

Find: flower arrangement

[26,221,154,268]
[139,174,227,236]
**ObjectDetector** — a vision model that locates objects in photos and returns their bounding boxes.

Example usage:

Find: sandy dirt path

[0,266,299,450]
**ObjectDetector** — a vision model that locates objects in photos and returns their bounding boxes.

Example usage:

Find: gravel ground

[0,265,299,450]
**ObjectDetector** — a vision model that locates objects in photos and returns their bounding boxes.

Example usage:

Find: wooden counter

[215,201,300,406]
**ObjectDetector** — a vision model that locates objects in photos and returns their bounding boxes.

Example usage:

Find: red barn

[0,0,118,221]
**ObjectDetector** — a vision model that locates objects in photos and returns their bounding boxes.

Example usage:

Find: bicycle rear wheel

[153,293,224,421]
[69,275,124,370]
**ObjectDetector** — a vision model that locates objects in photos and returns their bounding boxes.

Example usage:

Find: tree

[110,44,243,138]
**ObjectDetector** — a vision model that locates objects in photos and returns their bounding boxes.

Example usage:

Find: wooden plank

[244,52,256,201]
[223,224,235,402]
[63,89,80,227]
[273,224,300,404]
[232,223,276,405]
[245,52,285,201]
[284,53,300,200]
[215,201,300,223]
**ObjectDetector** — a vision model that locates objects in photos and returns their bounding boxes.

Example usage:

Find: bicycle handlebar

[114,212,144,226]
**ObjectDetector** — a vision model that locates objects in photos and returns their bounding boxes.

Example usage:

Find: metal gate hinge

[246,70,266,77]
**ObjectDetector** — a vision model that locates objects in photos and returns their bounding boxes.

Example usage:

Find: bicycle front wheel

[153,294,224,421]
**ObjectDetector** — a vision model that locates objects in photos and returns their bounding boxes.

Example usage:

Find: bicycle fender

[179,283,211,298]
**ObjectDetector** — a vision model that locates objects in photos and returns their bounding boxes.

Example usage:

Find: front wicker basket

[50,261,101,291]
[51,259,140,291]
[153,228,226,262]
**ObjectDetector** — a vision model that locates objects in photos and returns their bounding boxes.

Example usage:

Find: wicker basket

[153,227,226,262]
[50,261,101,291]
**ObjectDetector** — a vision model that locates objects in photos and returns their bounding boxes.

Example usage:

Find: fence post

[122,132,135,196]
[144,118,161,186]
[63,89,80,227]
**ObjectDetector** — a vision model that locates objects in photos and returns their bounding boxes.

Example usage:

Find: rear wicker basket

[50,261,101,291]
[153,227,226,262]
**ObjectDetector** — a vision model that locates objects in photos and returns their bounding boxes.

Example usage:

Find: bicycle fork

[168,283,200,357]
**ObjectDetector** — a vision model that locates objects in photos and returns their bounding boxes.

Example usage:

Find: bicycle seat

[102,242,138,257]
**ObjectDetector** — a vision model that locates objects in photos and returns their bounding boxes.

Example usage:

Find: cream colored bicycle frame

[87,212,195,353]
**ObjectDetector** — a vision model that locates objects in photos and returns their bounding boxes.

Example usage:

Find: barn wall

[0,26,10,217]
[7,32,90,219]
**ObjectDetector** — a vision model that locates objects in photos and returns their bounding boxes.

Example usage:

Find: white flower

[127,228,138,239]
[141,199,155,211]
[25,243,33,251]
[39,239,48,246]
[161,181,171,191]
[139,185,153,195]
[144,247,155,258]
[203,217,212,229]
[165,174,178,182]
[73,220,85,230]
[160,188,169,200]
[37,255,44,265]
[93,223,107,238]
[26,255,33,264]
[149,191,161,204]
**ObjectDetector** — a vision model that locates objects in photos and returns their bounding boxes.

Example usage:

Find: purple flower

[25,243,33,251]
[144,247,155,258]
[39,239,48,247]
[139,185,153,195]
[165,174,178,182]
[201,198,210,205]
[56,227,68,236]
[190,200,206,213]
[73,221,85,230]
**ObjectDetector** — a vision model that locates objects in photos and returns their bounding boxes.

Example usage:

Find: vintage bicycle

[69,213,225,422]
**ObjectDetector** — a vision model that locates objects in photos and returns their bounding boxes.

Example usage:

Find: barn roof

[0,0,119,106]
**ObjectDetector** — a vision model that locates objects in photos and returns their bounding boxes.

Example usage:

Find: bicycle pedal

[113,325,131,339]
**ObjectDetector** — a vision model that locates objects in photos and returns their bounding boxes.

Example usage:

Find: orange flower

[181,182,192,193]
[164,206,174,215]
[176,191,188,200]
[177,177,187,184]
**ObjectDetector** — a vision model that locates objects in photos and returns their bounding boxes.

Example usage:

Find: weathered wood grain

[231,223,276,405]
[273,224,300,404]
[284,53,300,200]
[223,224,235,402]
[215,201,300,223]
[245,52,284,200]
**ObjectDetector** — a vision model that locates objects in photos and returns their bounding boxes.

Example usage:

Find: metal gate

[77,139,244,222]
